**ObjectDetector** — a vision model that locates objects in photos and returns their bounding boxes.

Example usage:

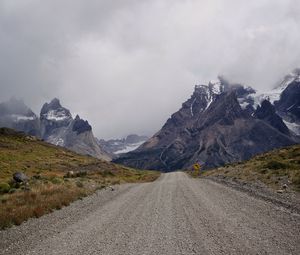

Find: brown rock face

[114,80,297,171]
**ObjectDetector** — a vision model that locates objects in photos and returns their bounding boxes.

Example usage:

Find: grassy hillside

[201,144,300,191]
[0,128,160,229]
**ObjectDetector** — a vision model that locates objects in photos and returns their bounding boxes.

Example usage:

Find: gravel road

[1,172,300,255]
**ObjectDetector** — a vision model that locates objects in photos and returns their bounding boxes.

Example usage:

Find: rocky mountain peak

[48,97,61,108]
[198,91,246,128]
[115,71,299,171]
[256,100,275,115]
[255,100,290,135]
[0,98,110,160]
[277,68,300,89]
[41,98,61,113]
[274,71,300,135]
[208,79,224,94]
[194,78,224,97]
[187,78,227,118]
[72,115,92,134]
[40,98,72,122]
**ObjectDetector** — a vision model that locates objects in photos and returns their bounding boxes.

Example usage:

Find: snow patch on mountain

[253,69,300,106]
[205,96,213,110]
[208,79,223,94]
[283,120,300,135]
[254,87,285,105]
[193,79,224,111]
[44,110,70,121]
[50,137,65,146]
[114,141,145,154]
[238,99,250,110]
[190,98,197,117]
[98,134,148,156]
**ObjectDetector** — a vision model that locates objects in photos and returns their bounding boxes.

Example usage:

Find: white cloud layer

[1,0,300,138]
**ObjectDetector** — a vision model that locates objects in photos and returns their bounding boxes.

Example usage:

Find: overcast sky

[1,0,300,139]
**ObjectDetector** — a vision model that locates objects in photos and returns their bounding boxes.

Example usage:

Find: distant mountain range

[114,69,300,171]
[97,134,148,158]
[0,98,110,160]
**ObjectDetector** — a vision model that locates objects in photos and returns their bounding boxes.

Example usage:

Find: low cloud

[0,0,300,138]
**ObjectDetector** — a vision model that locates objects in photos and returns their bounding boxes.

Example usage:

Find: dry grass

[0,128,160,229]
[201,144,300,191]
[0,183,86,229]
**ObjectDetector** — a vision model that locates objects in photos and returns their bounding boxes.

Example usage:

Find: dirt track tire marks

[1,172,299,255]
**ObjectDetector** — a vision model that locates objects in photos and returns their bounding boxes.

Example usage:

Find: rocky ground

[206,174,300,214]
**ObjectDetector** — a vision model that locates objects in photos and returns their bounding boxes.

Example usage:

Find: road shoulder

[204,175,300,214]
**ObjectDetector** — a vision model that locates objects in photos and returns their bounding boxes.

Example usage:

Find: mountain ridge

[114,70,300,171]
[0,98,110,160]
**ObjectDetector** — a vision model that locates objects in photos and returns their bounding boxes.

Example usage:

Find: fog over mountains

[1,0,300,139]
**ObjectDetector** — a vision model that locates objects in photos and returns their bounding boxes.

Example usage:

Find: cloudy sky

[1,0,300,139]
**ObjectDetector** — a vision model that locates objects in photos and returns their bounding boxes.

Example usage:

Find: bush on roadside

[76,171,87,178]
[0,184,86,229]
[8,188,17,194]
[265,161,287,170]
[75,181,84,188]
[0,183,10,193]
[50,177,63,185]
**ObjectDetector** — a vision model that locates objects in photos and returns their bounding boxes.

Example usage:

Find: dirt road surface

[1,172,299,255]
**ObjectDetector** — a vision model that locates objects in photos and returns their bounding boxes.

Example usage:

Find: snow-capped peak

[44,109,71,121]
[278,68,300,88]
[192,78,225,114]
[206,79,224,109]
[40,98,72,122]
[194,79,223,96]
[194,84,209,94]
[208,79,223,95]
[252,70,300,107]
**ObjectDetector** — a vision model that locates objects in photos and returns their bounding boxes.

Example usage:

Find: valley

[1,2,300,254]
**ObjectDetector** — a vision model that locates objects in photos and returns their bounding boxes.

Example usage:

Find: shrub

[265,161,287,170]
[75,181,84,188]
[101,170,115,177]
[76,171,87,177]
[51,177,63,184]
[111,179,121,185]
[8,188,17,194]
[259,169,268,174]
[0,183,10,193]
[96,185,106,190]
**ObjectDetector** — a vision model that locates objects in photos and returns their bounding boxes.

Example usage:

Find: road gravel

[1,172,299,255]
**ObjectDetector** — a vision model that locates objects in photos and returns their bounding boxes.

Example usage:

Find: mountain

[114,71,300,171]
[254,100,290,135]
[40,99,110,160]
[40,98,73,142]
[274,69,300,135]
[98,134,148,156]
[236,69,300,135]
[0,98,110,161]
[0,98,40,136]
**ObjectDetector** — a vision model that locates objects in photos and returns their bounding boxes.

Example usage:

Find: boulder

[13,172,29,183]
